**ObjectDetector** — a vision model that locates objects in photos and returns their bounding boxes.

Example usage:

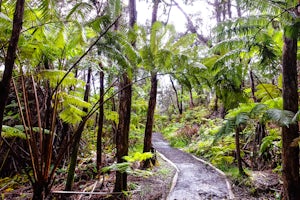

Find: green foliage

[255,84,281,102]
[101,152,153,177]
[1,125,26,139]
[260,129,281,155]
[38,70,81,89]
[57,92,92,125]
[123,152,153,163]
[263,109,295,127]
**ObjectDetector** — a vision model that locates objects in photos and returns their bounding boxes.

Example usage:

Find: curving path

[152,132,234,200]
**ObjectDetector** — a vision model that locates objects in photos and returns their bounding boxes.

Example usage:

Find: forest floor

[1,133,280,200]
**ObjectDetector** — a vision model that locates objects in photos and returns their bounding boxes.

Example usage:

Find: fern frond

[212,49,247,71]
[60,93,91,109]
[39,70,78,88]
[255,83,281,102]
[59,105,87,124]
[263,108,295,127]
[66,2,93,21]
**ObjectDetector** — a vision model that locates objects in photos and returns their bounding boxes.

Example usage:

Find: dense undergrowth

[159,105,282,199]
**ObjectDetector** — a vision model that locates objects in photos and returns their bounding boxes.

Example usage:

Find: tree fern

[263,108,295,127]
[59,104,87,125]
[38,70,80,88]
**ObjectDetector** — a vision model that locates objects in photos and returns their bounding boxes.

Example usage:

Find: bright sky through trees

[136,0,214,34]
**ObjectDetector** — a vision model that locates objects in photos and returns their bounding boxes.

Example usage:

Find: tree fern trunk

[0,0,25,143]
[235,127,244,175]
[249,70,257,102]
[143,72,158,168]
[97,63,104,170]
[170,76,182,114]
[65,67,92,191]
[114,72,132,193]
[281,32,300,200]
[113,0,136,194]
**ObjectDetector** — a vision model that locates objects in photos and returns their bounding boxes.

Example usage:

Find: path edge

[191,155,235,199]
[156,151,179,200]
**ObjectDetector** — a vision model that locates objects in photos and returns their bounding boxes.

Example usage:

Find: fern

[1,125,26,139]
[255,83,281,101]
[263,108,295,127]
[59,92,91,109]
[38,70,79,88]
[59,105,87,124]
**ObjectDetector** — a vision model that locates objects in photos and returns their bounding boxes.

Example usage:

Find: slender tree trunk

[281,32,300,200]
[235,127,244,175]
[114,73,132,193]
[142,0,160,169]
[143,71,158,168]
[249,70,257,102]
[188,88,194,108]
[113,0,136,194]
[170,76,182,114]
[65,67,92,191]
[214,0,221,23]
[235,0,242,17]
[97,63,104,170]
[0,0,25,141]
[227,0,232,18]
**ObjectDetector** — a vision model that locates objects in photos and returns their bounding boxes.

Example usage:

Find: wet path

[152,133,233,200]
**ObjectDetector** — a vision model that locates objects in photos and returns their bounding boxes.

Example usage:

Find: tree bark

[0,0,25,141]
[170,76,183,114]
[227,0,232,19]
[113,0,136,194]
[235,127,244,175]
[142,0,160,169]
[114,73,132,193]
[143,71,158,168]
[97,63,104,170]
[65,67,92,191]
[281,34,300,200]
[249,70,257,102]
[235,0,242,18]
[188,88,195,108]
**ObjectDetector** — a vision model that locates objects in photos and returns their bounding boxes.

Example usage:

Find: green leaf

[284,24,299,39]
[264,108,295,127]
[1,125,26,139]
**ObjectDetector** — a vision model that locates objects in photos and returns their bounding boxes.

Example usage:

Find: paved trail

[152,133,233,200]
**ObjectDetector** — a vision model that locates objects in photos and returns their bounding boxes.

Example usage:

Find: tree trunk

[227,0,232,19]
[0,0,25,141]
[114,73,132,193]
[170,76,182,114]
[235,0,242,17]
[143,72,158,168]
[189,88,194,108]
[249,70,257,102]
[97,63,104,170]
[65,67,92,191]
[281,33,300,200]
[214,0,221,23]
[113,0,136,194]
[142,0,159,169]
[235,127,245,175]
